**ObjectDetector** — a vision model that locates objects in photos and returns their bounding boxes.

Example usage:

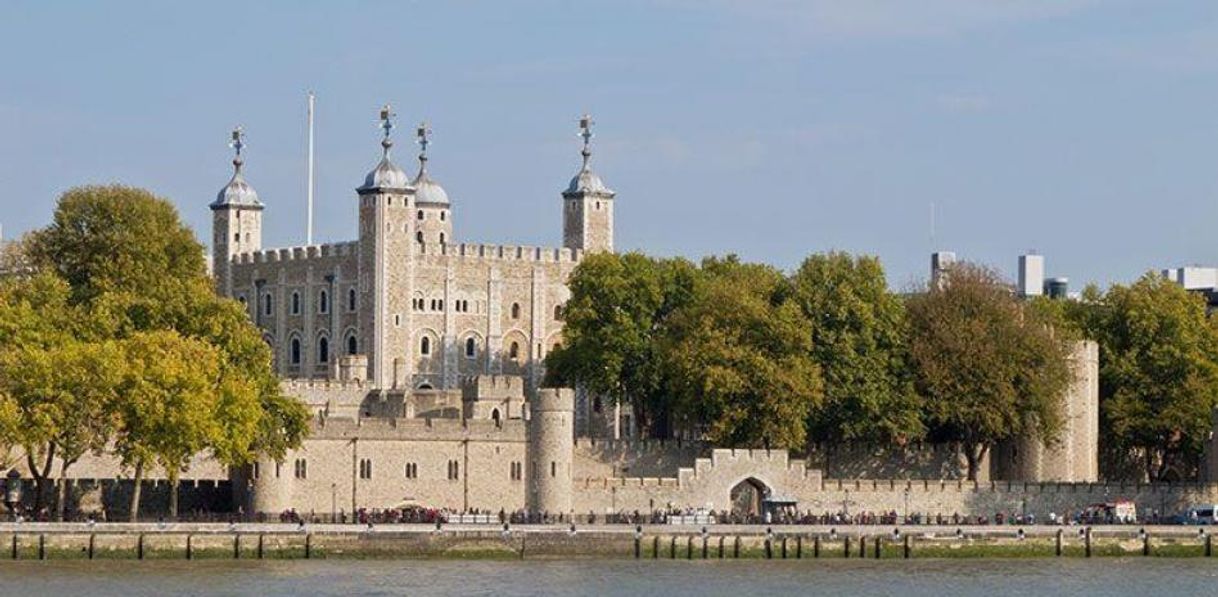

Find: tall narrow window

[421,336,431,356]
[290,337,301,365]
[554,304,564,320]
[347,288,357,311]
[347,335,357,355]
[319,290,329,314]
[263,294,274,316]
[465,337,476,358]
[291,292,301,315]
[509,342,520,360]
[417,210,424,220]
[318,337,329,363]
[439,232,446,244]
[416,231,424,243]
[510,303,521,320]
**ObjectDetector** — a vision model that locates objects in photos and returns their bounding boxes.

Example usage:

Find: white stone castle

[203,106,1115,522]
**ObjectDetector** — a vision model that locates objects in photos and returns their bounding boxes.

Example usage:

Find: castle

[202,105,1122,521]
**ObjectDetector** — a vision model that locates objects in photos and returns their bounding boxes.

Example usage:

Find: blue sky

[3,1,1218,289]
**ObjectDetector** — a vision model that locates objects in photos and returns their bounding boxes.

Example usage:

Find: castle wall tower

[211,127,263,296]
[356,105,416,390]
[527,388,575,516]
[992,339,1099,482]
[411,121,453,246]
[562,115,615,253]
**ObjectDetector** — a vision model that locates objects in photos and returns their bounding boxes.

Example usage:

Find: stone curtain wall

[574,439,706,479]
[15,478,231,521]
[805,443,982,482]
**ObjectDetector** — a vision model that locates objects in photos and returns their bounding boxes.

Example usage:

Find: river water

[0,558,1215,596]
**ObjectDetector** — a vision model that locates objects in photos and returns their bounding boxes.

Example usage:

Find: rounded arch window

[440,211,446,222]
[346,335,358,356]
[347,288,357,311]
[417,210,424,220]
[291,292,301,315]
[553,304,564,320]
[439,232,446,244]
[290,337,301,365]
[319,290,329,314]
[510,303,521,320]
[509,341,520,360]
[416,231,424,243]
[420,336,431,356]
[318,336,330,363]
[465,337,476,358]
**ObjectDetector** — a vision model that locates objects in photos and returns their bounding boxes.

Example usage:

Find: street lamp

[3,469,21,521]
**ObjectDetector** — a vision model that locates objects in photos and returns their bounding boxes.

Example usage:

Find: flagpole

[307,91,315,246]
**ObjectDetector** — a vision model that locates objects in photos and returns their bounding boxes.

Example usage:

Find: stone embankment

[0,523,1214,560]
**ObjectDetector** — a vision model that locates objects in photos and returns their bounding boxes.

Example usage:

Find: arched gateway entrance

[730,478,769,517]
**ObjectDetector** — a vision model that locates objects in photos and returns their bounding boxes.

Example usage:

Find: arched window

[319,290,329,314]
[417,210,424,220]
[346,335,357,355]
[440,211,446,221]
[291,292,301,315]
[347,288,357,311]
[553,304,564,320]
[491,409,501,424]
[263,294,273,316]
[290,337,301,365]
[509,341,520,360]
[318,337,329,363]
[416,231,424,243]
[465,337,476,358]
[510,303,521,320]
[420,336,431,356]
[439,232,446,244]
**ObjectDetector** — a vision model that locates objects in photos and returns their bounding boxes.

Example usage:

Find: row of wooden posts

[5,533,313,560]
[631,528,1218,559]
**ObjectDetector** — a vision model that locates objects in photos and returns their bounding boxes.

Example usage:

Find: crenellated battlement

[282,377,368,393]
[233,242,358,265]
[311,415,527,440]
[419,242,583,264]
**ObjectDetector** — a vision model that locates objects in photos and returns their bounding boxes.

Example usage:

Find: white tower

[562,114,615,253]
[211,126,263,296]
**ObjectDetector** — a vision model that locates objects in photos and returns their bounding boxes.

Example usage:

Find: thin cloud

[935,93,992,113]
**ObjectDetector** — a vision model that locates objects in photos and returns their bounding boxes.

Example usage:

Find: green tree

[662,257,823,449]
[906,262,1073,480]
[0,273,117,515]
[544,252,697,437]
[1083,274,1218,481]
[790,252,922,448]
[26,185,206,305]
[114,331,223,521]
[29,186,308,512]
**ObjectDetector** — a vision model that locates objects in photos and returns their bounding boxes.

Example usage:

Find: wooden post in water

[718,536,724,559]
[186,534,193,560]
[233,534,240,560]
[258,534,265,559]
[669,536,676,559]
[813,535,821,558]
[796,535,803,559]
[652,536,659,559]
[1055,530,1063,557]
[1142,531,1150,557]
[1084,528,1092,558]
[701,536,708,559]
[305,533,312,559]
[634,536,641,559]
[37,534,44,560]
[874,536,881,559]
[764,535,772,559]
[137,534,145,560]
[734,536,741,559]
[903,534,911,559]
[88,534,95,560]
[10,534,16,560]
[686,536,693,560]
[843,536,850,559]
[859,535,866,558]
[1207,534,1213,558]
[781,536,788,559]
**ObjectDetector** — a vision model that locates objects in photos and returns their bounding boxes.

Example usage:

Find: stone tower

[527,388,575,516]
[211,126,263,295]
[356,105,416,390]
[411,121,453,246]
[562,114,615,253]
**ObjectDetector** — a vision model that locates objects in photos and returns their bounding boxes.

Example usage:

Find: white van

[1185,505,1218,525]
